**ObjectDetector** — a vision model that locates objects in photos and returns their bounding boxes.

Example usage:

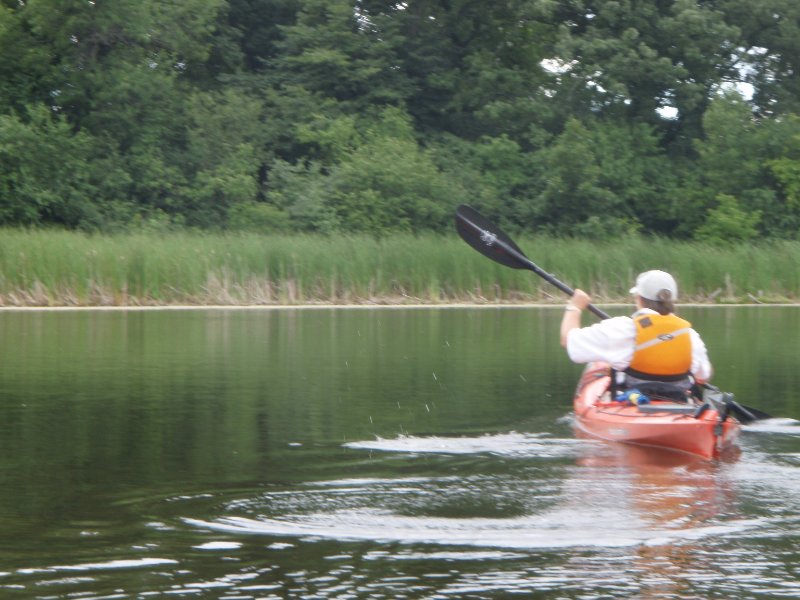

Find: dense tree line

[1,0,799,241]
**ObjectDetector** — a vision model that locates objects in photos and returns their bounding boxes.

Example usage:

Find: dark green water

[0,306,799,598]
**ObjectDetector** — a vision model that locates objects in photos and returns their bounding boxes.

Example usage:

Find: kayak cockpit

[573,362,741,459]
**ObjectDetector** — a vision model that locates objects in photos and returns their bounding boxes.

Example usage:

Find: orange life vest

[625,313,692,381]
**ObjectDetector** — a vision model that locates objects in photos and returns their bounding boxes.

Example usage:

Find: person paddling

[560,270,712,400]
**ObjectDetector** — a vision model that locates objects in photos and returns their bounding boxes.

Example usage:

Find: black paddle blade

[454,204,529,270]
[454,204,611,320]
[729,399,773,424]
[703,386,772,424]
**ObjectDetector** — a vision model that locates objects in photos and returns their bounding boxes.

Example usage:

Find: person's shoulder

[591,315,634,332]
[602,315,634,325]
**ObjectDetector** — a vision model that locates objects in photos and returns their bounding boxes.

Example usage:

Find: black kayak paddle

[454,204,610,319]
[454,204,773,423]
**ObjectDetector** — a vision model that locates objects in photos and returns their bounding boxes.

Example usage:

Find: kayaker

[560,270,712,398]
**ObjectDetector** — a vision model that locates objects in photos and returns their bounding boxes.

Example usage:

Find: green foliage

[268,107,455,235]
[728,0,800,117]
[425,132,544,232]
[0,105,97,226]
[545,0,742,143]
[227,202,291,233]
[694,96,800,238]
[392,0,555,140]
[766,120,800,236]
[266,160,341,233]
[327,108,454,234]
[176,88,268,227]
[295,113,360,163]
[573,216,643,241]
[695,93,765,195]
[268,0,409,107]
[770,157,800,212]
[185,89,267,170]
[533,118,674,234]
[536,119,616,228]
[182,144,260,228]
[695,194,762,245]
[1,0,800,241]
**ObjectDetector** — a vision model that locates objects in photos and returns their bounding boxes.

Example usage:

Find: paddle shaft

[497,237,610,320]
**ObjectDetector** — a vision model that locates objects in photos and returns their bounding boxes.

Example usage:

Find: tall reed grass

[0,228,798,306]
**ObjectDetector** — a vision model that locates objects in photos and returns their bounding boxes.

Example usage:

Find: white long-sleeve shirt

[565,308,713,382]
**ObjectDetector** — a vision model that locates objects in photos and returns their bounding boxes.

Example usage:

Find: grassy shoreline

[1,228,799,307]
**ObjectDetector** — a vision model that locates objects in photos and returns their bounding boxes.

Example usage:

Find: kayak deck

[574,363,741,459]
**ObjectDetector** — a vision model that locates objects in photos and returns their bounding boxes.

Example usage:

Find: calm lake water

[1,306,799,598]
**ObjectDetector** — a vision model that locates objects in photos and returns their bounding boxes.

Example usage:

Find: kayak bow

[573,363,741,460]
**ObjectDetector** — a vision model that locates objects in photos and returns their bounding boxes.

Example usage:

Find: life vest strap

[633,327,691,352]
[624,367,691,382]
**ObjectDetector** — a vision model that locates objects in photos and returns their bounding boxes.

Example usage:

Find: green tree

[533,118,675,237]
[768,130,800,238]
[266,160,340,233]
[379,0,556,143]
[0,0,229,228]
[268,107,454,234]
[267,0,410,108]
[427,132,540,231]
[694,94,800,238]
[0,105,97,226]
[695,194,761,244]
[3,0,800,240]
[542,0,744,149]
[333,107,456,234]
[0,4,50,115]
[228,201,291,233]
[177,88,268,227]
[723,0,800,117]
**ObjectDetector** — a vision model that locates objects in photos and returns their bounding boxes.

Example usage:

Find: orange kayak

[573,363,741,460]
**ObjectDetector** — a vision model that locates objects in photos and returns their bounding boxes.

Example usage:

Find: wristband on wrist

[564,304,581,312]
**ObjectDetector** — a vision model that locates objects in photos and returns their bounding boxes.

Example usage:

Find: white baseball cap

[629,270,678,301]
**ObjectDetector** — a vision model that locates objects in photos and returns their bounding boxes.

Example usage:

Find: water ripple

[343,431,589,458]
[184,509,763,550]
[744,418,800,435]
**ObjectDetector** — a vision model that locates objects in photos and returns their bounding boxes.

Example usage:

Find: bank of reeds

[0,228,798,306]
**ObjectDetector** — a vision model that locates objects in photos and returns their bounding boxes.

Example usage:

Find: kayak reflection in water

[569,440,741,598]
[560,270,712,401]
